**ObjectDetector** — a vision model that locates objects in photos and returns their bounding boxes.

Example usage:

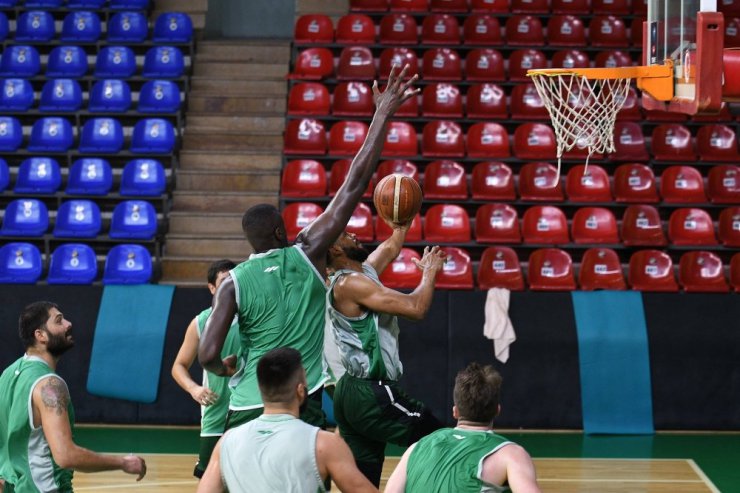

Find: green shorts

[224,388,327,430]
[193,435,221,478]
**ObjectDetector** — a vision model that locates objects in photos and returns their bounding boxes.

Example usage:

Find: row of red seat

[349,0,650,15]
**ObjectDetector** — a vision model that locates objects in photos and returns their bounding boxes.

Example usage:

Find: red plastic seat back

[725,16,740,48]
[571,207,619,244]
[424,204,471,242]
[287,82,330,116]
[528,248,577,291]
[466,83,507,119]
[423,48,462,81]
[628,250,678,291]
[379,47,419,79]
[379,248,422,289]
[614,163,659,203]
[466,122,510,158]
[505,15,544,45]
[471,161,515,200]
[551,49,590,69]
[508,49,547,81]
[708,165,740,204]
[329,121,369,156]
[329,159,373,197]
[346,203,375,242]
[511,0,548,12]
[594,49,632,68]
[422,120,464,157]
[631,17,645,47]
[337,47,376,81]
[290,48,334,80]
[478,246,525,290]
[589,15,629,46]
[282,202,323,241]
[696,124,740,161]
[718,207,740,247]
[376,213,422,241]
[284,118,327,155]
[679,251,729,292]
[660,165,707,203]
[333,81,374,117]
[377,159,419,181]
[552,0,589,13]
[522,205,569,244]
[731,253,740,292]
[422,83,463,117]
[651,124,696,161]
[616,86,642,120]
[579,248,627,291]
[547,15,586,46]
[336,14,376,44]
[463,14,502,45]
[281,159,327,197]
[565,164,612,202]
[592,0,629,14]
[379,13,418,44]
[475,203,521,243]
[431,0,469,12]
[668,208,717,246]
[382,121,418,157]
[621,204,666,246]
[510,83,548,120]
[611,121,648,161]
[423,160,468,199]
[421,14,461,44]
[390,0,430,11]
[519,162,564,201]
[294,14,334,44]
[464,48,505,81]
[513,123,557,160]
[350,0,389,11]
[471,0,510,12]
[436,246,474,289]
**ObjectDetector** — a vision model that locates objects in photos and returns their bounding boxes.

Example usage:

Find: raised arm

[366,219,410,275]
[172,317,219,406]
[297,64,420,275]
[316,431,378,493]
[384,443,416,493]
[199,277,238,376]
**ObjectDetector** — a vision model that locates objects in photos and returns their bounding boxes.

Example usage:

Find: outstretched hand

[122,454,147,481]
[372,64,420,117]
[412,246,447,274]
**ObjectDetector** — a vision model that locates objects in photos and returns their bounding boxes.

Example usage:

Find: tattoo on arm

[40,378,69,417]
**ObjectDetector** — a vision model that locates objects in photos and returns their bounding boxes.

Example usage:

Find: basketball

[373,173,423,225]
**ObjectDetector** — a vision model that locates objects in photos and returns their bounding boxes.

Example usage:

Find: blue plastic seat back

[0,78,34,111]
[0,242,42,284]
[0,1,17,8]
[39,79,83,112]
[0,45,41,77]
[130,118,175,154]
[103,243,152,284]
[142,46,183,78]
[61,11,102,42]
[1,199,49,237]
[66,157,113,195]
[68,0,106,8]
[109,0,150,10]
[0,12,9,42]
[26,0,64,6]
[138,80,180,113]
[95,46,136,78]
[14,157,62,194]
[108,12,148,42]
[47,243,97,284]
[88,79,131,112]
[0,158,8,191]
[153,12,192,43]
[16,11,55,42]
[28,117,74,152]
[79,117,124,153]
[109,200,157,239]
[46,46,88,78]
[120,159,165,196]
[53,199,101,238]
[0,116,23,151]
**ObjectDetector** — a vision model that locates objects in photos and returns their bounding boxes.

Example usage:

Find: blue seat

[53,199,101,238]
[109,200,157,239]
[46,46,88,78]
[0,116,23,151]
[109,0,150,10]
[39,79,83,112]
[0,158,8,191]
[28,117,74,152]
[138,80,180,113]
[0,1,18,7]
[0,12,9,42]
[68,0,106,8]
[103,244,152,284]
[0,243,43,284]
[108,11,148,42]
[26,0,64,6]
[0,45,41,77]
[16,11,55,42]
[79,117,124,153]
[66,157,113,195]
[130,118,175,154]
[61,11,102,42]
[0,79,34,111]
[88,79,131,112]
[47,243,97,284]
[14,157,62,194]
[0,199,49,237]
[95,46,136,78]
[120,159,165,196]
[141,46,184,78]
[153,12,193,43]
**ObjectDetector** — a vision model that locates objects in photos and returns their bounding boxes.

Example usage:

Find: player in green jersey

[0,302,146,492]
[198,64,420,432]
[385,363,541,493]
[172,259,240,478]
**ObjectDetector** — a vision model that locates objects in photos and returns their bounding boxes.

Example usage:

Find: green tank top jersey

[327,264,403,381]
[230,245,329,410]
[196,307,243,436]
[406,427,513,493]
[0,355,75,492]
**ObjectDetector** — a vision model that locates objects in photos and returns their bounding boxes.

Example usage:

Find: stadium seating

[565,165,612,202]
[290,48,334,80]
[628,250,679,291]
[465,49,505,81]
[108,12,149,43]
[0,12,7,41]
[1,45,41,77]
[0,116,22,151]
[332,82,372,117]
[0,243,43,284]
[471,161,516,201]
[477,246,525,291]
[513,123,556,159]
[281,160,327,197]
[0,79,34,111]
[594,0,630,14]
[350,0,388,11]
[39,79,83,112]
[61,11,102,42]
[46,46,88,78]
[16,11,55,42]
[731,253,740,292]
[467,122,510,158]
[510,84,548,120]
[621,204,667,246]
[547,15,587,46]
[379,13,417,44]
[431,0,468,12]
[282,202,323,241]
[422,120,464,157]
[109,200,158,240]
[579,248,627,291]
[89,79,132,112]
[553,0,590,13]
[519,162,564,201]
[0,158,8,192]
[379,47,419,79]
[522,206,569,244]
[422,48,462,81]
[660,166,707,203]
[375,213,422,241]
[589,15,629,46]
[138,80,181,113]
[678,251,729,292]
[423,160,468,199]
[611,122,649,161]
[153,12,193,43]
[14,157,62,194]
[103,244,152,285]
[505,15,544,45]
[377,159,419,181]
[379,248,422,289]
[130,118,176,154]
[421,14,460,44]
[571,207,619,244]
[668,208,717,246]
[47,243,98,285]
[66,157,113,196]
[613,163,659,203]
[28,117,74,152]
[651,124,696,161]
[69,0,107,8]
[422,83,463,118]
[475,203,521,244]
[551,49,590,69]
[329,121,369,156]
[120,159,166,197]
[424,204,471,243]
[345,203,374,242]
[337,46,376,80]
[142,46,185,78]
[466,83,507,119]
[436,247,474,289]
[696,124,740,161]
[53,200,102,238]
[79,118,125,153]
[707,165,740,203]
[718,207,740,247]
[463,14,502,45]
[95,46,137,78]
[390,0,429,11]
[329,159,373,197]
[508,49,547,81]
[471,0,509,12]
[527,248,577,291]
[0,199,49,237]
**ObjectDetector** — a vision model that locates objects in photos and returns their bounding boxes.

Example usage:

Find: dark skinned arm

[198,277,238,376]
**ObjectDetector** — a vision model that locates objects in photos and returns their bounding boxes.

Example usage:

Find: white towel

[483,288,516,363]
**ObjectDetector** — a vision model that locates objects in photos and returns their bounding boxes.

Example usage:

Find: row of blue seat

[0,241,152,284]
[0,0,150,11]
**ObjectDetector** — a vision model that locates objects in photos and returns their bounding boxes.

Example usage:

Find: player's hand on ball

[122,454,147,481]
[413,246,447,273]
[191,386,219,406]
[372,63,420,116]
[222,354,238,377]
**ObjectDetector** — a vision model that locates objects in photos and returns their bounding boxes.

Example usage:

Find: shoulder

[484,442,531,466]
[34,375,71,413]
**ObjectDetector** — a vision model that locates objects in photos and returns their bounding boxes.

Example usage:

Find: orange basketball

[373,173,423,225]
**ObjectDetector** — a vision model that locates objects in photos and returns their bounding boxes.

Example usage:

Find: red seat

[464,48,506,81]
[696,124,740,161]
[691,103,733,123]
[522,205,569,244]
[659,166,707,203]
[329,159,373,197]
[379,248,422,289]
[422,83,463,117]
[423,160,468,199]
[505,15,545,46]
[630,17,645,47]
[350,0,389,11]
[644,107,689,122]
[424,204,471,242]
[508,49,547,81]
[707,164,740,204]
[284,118,327,155]
[466,122,510,158]
[572,207,619,244]
[287,82,331,116]
[332,81,374,117]
[466,83,507,119]
[547,15,587,46]
[519,162,564,201]
[513,123,557,160]
[510,83,548,120]
[376,213,422,241]
[632,0,647,14]
[289,48,334,80]
[281,160,327,197]
[592,0,629,14]
[621,205,666,246]
[471,0,509,12]
[422,120,465,157]
[589,15,629,47]
[552,0,590,14]
[282,202,323,241]
[611,121,648,161]
[377,159,419,181]
[565,164,612,202]
[551,49,590,69]
[395,91,420,117]
[731,253,740,292]
[579,248,627,291]
[616,86,642,120]
[337,46,376,81]
[379,48,420,79]
[718,207,740,247]
[336,14,376,44]
[725,17,740,48]
[423,48,463,81]
[679,251,729,293]
[528,248,577,291]
[668,208,717,246]
[628,250,679,292]
[382,121,418,157]
[431,0,469,12]
[294,14,334,44]
[613,163,659,203]
[471,161,516,200]
[379,13,418,45]
[594,49,632,68]
[511,0,549,13]
[435,247,474,290]
[463,14,502,45]
[650,124,696,161]
[477,246,525,291]
[346,203,375,242]
[719,0,740,15]
[421,14,461,44]
[475,203,521,243]
[329,121,369,157]
[390,0,430,11]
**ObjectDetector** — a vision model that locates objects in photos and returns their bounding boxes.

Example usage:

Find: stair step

[190,78,287,96]
[186,114,285,133]
[187,94,286,114]
[172,191,278,213]
[176,169,280,192]
[182,133,283,151]
[178,150,282,171]
[195,42,290,64]
[166,235,253,257]
[168,212,243,235]
[193,62,286,79]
